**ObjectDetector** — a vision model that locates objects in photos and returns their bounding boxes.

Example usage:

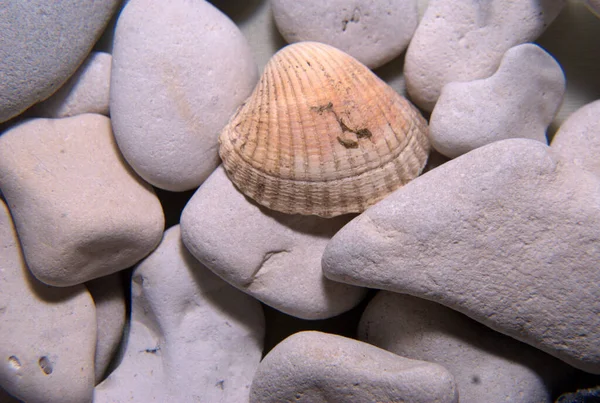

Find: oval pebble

[110,0,258,191]
[271,0,418,69]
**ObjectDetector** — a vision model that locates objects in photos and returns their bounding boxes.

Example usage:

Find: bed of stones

[1,0,600,402]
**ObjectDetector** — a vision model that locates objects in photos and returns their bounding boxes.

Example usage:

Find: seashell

[219,41,430,218]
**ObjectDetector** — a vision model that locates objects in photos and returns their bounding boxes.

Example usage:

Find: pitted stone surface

[551,100,600,177]
[250,331,458,403]
[32,52,112,119]
[271,0,418,69]
[323,138,600,373]
[360,292,574,403]
[404,0,565,111]
[429,43,565,158]
[0,114,164,287]
[0,1,120,123]
[94,226,265,403]
[110,0,258,191]
[181,166,367,320]
[0,199,96,403]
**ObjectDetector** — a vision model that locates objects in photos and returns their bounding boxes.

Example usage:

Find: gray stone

[585,0,600,16]
[180,166,367,320]
[250,331,458,403]
[551,100,600,177]
[360,292,574,403]
[94,225,264,403]
[0,114,164,287]
[31,52,111,119]
[0,1,120,123]
[110,0,258,191]
[404,0,565,111]
[430,43,565,158]
[86,273,125,385]
[0,199,96,403]
[271,0,418,69]
[322,138,600,373]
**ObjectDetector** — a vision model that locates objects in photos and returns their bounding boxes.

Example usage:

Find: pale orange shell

[219,41,430,217]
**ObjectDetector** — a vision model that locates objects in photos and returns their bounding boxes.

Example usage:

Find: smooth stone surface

[31,52,111,119]
[0,1,120,123]
[250,331,458,403]
[271,0,418,69]
[323,138,600,373]
[360,292,574,403]
[180,166,367,320]
[94,226,265,403]
[0,114,164,287]
[0,199,96,403]
[551,100,600,177]
[429,43,565,158]
[111,0,258,191]
[405,0,565,111]
[86,273,126,385]
[537,0,600,132]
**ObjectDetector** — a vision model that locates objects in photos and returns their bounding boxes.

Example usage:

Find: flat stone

[0,1,120,123]
[430,44,565,158]
[94,225,265,403]
[271,0,418,69]
[551,100,600,177]
[86,273,126,385]
[0,114,164,287]
[110,0,258,191]
[404,0,565,111]
[180,166,367,320]
[0,199,96,403]
[250,331,458,403]
[322,138,600,373]
[360,292,574,403]
[31,52,112,119]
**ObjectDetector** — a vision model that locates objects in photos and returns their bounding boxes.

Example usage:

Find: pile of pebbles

[1,0,600,402]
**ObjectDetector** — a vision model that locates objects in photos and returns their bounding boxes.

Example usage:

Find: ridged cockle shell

[219,41,430,218]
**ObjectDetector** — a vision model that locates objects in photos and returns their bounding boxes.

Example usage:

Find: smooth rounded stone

[585,0,600,16]
[360,292,574,403]
[31,52,112,119]
[0,114,164,287]
[86,273,126,384]
[180,166,367,320]
[0,1,120,123]
[111,0,258,192]
[250,331,458,403]
[404,0,565,111]
[271,0,418,69]
[429,43,565,158]
[0,199,96,403]
[551,100,600,177]
[322,138,600,373]
[94,225,265,403]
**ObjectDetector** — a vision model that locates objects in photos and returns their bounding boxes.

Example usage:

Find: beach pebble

[551,100,600,177]
[110,0,258,191]
[429,43,565,158]
[250,331,458,403]
[180,166,367,320]
[31,52,112,119]
[94,225,265,403]
[0,114,164,287]
[0,1,120,123]
[86,273,126,384]
[0,199,96,403]
[404,0,565,111]
[322,138,600,373]
[360,292,574,403]
[271,0,418,69]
